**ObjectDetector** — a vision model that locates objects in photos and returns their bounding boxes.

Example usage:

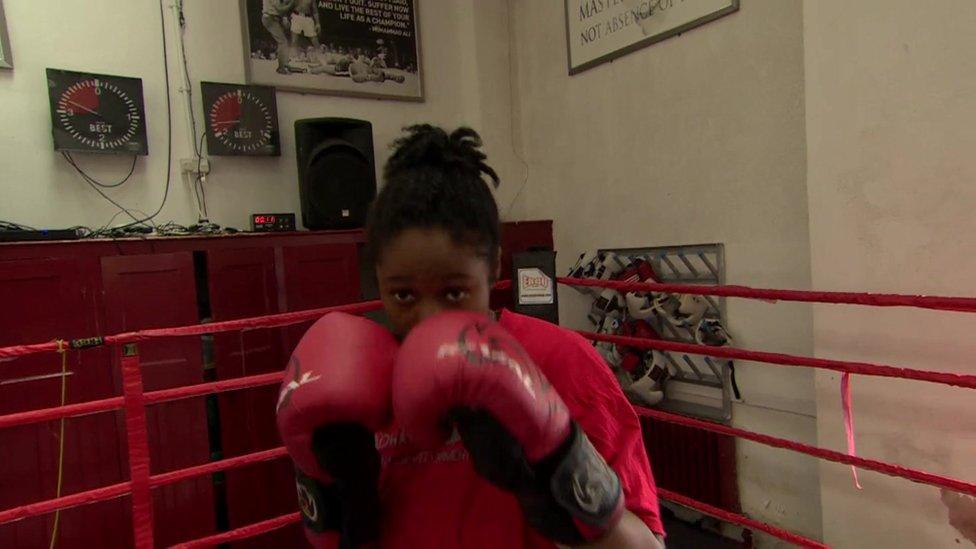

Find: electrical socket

[180,157,211,175]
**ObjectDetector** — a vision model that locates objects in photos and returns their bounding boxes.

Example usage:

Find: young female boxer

[277,125,665,548]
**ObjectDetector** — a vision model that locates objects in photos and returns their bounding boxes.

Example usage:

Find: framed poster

[241,0,423,101]
[565,0,739,75]
[0,0,12,69]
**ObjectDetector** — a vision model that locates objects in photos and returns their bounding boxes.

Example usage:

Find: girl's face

[376,227,496,337]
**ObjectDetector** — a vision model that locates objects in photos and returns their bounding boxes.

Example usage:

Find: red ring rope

[0,371,286,431]
[143,371,284,405]
[635,406,976,497]
[0,281,513,361]
[658,488,829,548]
[0,373,293,526]
[161,468,830,548]
[584,331,976,390]
[0,481,131,525]
[2,277,973,546]
[149,447,288,488]
[0,395,123,430]
[560,276,976,313]
[120,348,153,547]
[0,447,290,526]
[170,512,301,548]
[0,300,384,360]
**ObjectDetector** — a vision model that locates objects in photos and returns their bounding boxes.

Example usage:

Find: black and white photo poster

[241,0,422,101]
[565,0,738,74]
[0,0,12,69]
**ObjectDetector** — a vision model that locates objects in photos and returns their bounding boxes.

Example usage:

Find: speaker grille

[305,145,373,229]
[295,118,376,231]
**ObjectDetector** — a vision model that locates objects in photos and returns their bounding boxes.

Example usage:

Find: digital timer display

[250,213,296,232]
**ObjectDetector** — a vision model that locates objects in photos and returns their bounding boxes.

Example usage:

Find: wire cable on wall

[113,0,175,230]
[62,152,138,189]
[194,133,209,220]
[115,0,174,229]
[176,0,200,158]
[59,1,174,233]
[62,151,153,229]
[0,220,36,231]
[503,0,530,219]
[175,0,211,222]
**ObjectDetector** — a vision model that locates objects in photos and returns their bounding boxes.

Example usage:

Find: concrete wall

[804,0,976,546]
[511,0,820,544]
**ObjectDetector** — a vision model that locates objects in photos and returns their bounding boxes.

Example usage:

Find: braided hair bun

[367,125,501,271]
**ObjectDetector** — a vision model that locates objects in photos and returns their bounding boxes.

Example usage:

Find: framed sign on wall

[0,0,12,69]
[565,0,739,75]
[240,0,423,101]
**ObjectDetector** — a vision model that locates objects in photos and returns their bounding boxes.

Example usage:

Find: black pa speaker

[295,118,376,230]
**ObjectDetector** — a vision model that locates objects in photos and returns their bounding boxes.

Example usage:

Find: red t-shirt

[376,310,664,547]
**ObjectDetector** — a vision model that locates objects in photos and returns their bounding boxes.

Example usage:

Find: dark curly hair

[365,124,501,275]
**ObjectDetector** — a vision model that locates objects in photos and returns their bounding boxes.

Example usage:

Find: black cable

[69,226,95,238]
[180,5,211,223]
[91,188,149,227]
[503,0,530,219]
[176,0,201,157]
[62,151,138,189]
[98,208,155,234]
[195,132,209,220]
[177,1,211,223]
[0,220,36,231]
[61,150,151,228]
[198,174,209,219]
[116,0,173,230]
[64,154,154,228]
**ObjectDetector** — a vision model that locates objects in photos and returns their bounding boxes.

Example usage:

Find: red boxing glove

[276,312,398,548]
[393,311,624,544]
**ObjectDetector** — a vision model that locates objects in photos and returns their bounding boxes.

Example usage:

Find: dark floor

[661,510,744,549]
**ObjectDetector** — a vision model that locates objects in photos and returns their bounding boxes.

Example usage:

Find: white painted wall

[0,0,519,231]
[804,1,976,547]
[510,0,820,544]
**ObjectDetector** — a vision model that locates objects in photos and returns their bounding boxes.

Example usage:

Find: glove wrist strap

[549,424,624,538]
[520,423,624,544]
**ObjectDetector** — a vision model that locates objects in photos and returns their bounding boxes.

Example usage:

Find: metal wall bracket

[600,243,733,422]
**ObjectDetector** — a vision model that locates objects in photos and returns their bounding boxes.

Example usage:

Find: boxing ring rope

[0,300,385,360]
[0,298,386,547]
[583,332,976,390]
[170,512,302,549]
[633,406,976,497]
[657,488,829,549]
[560,276,976,313]
[0,278,973,547]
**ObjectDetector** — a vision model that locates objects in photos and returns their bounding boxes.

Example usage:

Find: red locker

[1,227,552,545]
[101,253,215,546]
[280,243,361,354]
[0,258,126,548]
[206,248,303,546]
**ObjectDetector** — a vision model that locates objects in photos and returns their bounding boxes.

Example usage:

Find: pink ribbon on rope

[841,373,862,490]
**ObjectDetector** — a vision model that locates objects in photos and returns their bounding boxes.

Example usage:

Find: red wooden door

[0,258,127,548]
[280,243,361,354]
[101,253,215,546]
[206,248,302,546]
